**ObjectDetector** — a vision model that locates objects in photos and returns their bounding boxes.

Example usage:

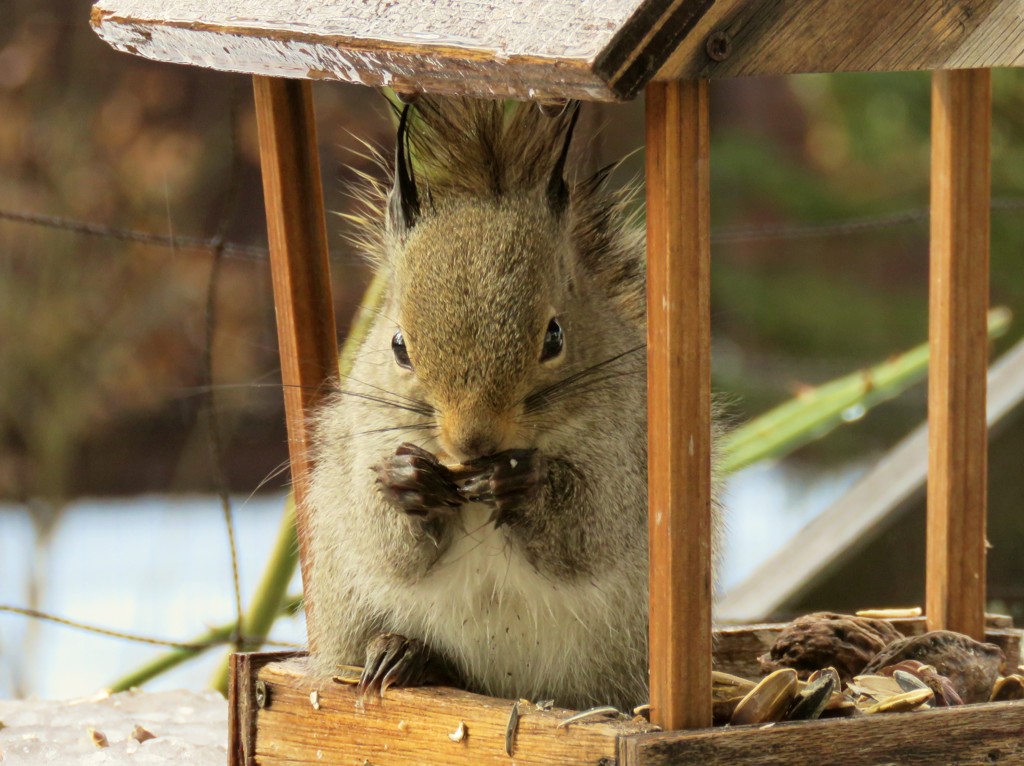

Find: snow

[0,689,226,765]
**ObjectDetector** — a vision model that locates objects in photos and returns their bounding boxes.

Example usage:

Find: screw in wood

[255,680,269,709]
[705,31,733,62]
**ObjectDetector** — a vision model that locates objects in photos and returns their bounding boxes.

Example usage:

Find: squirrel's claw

[461,449,547,525]
[357,632,446,699]
[374,443,464,517]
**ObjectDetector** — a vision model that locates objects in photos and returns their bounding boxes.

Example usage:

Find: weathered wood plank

[651,0,1024,91]
[240,624,1021,765]
[91,0,1024,101]
[645,79,713,730]
[90,0,635,101]
[228,653,246,766]
[252,77,338,643]
[231,650,307,766]
[252,656,653,766]
[926,69,991,640]
[621,699,1024,765]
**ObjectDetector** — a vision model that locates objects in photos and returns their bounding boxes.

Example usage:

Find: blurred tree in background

[2,0,1023,509]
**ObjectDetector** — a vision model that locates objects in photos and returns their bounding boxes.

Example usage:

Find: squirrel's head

[355,98,643,462]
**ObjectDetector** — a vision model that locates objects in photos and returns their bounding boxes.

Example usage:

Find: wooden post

[926,69,991,640]
[645,79,713,731]
[252,76,339,645]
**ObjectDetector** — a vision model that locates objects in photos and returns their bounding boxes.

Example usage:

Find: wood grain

[237,622,1021,765]
[621,698,1024,765]
[89,0,633,101]
[926,69,991,641]
[230,650,306,766]
[650,0,1024,91]
[228,652,245,766]
[251,655,653,766]
[252,76,338,645]
[645,79,713,731]
[91,0,1024,101]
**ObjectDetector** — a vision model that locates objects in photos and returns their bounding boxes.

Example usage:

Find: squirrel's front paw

[458,449,547,526]
[373,442,465,518]
[357,632,450,698]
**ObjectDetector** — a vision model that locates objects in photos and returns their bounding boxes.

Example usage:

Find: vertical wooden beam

[926,69,991,641]
[645,79,713,731]
[252,76,339,645]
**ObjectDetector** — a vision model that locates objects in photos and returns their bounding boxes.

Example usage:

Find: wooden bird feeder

[91,1,1024,763]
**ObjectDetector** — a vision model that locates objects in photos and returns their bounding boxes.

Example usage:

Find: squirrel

[305,96,716,711]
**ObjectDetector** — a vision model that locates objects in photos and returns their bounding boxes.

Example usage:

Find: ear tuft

[545,102,581,217]
[388,104,420,234]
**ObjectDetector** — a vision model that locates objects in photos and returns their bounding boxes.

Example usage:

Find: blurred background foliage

[1,0,1024,696]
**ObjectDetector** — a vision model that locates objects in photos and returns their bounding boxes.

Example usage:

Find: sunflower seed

[556,706,620,728]
[863,687,933,714]
[731,669,799,726]
[787,671,836,721]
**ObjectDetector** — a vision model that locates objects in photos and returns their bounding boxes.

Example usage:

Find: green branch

[207,495,300,692]
[107,594,302,693]
[720,306,1011,474]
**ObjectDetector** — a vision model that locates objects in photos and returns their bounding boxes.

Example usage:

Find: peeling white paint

[91,0,640,99]
[92,0,637,58]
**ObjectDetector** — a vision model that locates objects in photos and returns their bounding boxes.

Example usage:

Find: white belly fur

[377,503,614,702]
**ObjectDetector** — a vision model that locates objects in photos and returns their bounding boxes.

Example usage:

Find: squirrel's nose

[455,432,500,462]
[441,409,508,462]
[442,407,516,460]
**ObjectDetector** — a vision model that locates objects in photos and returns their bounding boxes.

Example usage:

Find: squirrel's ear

[388,104,420,235]
[545,101,581,217]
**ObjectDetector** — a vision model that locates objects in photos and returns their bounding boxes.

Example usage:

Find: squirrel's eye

[541,318,564,362]
[392,329,413,370]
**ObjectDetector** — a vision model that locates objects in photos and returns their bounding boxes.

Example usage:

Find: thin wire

[4,197,1024,251]
[710,196,1024,244]
[712,208,929,243]
[0,605,302,650]
[0,209,268,260]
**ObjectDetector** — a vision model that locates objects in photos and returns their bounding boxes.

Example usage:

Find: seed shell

[787,672,837,721]
[731,669,799,726]
[990,674,1024,702]
[863,687,933,714]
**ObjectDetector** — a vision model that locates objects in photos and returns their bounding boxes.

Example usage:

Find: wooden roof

[91,0,1024,101]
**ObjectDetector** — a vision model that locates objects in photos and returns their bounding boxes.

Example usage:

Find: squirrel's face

[388,197,573,462]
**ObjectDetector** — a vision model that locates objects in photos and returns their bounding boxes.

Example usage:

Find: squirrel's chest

[389,504,597,675]
[417,503,540,608]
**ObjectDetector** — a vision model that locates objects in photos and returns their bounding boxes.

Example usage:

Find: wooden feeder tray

[90,1,1024,764]
[230,615,1023,765]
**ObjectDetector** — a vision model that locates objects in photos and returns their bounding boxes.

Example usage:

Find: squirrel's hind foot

[357,632,454,699]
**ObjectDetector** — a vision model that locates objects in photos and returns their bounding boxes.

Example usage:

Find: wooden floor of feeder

[229,617,1022,766]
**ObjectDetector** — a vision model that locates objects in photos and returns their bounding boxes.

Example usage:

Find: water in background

[0,495,306,700]
[0,461,864,700]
